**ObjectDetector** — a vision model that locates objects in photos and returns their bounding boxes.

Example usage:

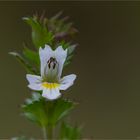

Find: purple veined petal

[54,46,67,78]
[59,74,77,90]
[39,44,54,77]
[26,74,42,84]
[28,83,43,91]
[42,87,61,100]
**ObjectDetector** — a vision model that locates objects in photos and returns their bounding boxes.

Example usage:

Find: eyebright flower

[26,45,76,100]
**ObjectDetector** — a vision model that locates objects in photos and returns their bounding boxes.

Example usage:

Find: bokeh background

[1,1,140,139]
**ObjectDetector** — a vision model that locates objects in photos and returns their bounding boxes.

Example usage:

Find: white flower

[26,44,76,100]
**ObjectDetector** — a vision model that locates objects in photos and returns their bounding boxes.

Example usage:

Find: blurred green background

[1,1,140,139]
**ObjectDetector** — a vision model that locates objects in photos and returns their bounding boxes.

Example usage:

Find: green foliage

[10,12,78,74]
[23,12,77,49]
[65,44,77,67]
[23,16,54,48]
[10,12,80,139]
[46,98,77,126]
[9,50,39,74]
[22,93,77,127]
[22,46,40,74]
[23,47,40,67]
[47,11,78,41]
[60,122,82,140]
[23,100,48,126]
[9,52,35,74]
[55,41,77,66]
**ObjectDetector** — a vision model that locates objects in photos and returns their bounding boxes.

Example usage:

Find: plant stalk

[47,125,53,140]
[42,126,47,140]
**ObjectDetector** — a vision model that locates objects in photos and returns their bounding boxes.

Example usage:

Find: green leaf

[23,16,54,48]
[64,44,77,67]
[22,95,48,127]
[47,98,77,126]
[9,52,33,73]
[23,47,40,68]
[59,122,82,140]
[57,41,77,67]
[9,51,39,74]
[48,12,78,41]
[22,94,77,127]
[67,44,77,54]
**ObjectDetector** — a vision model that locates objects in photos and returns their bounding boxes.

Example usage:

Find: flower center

[46,57,59,83]
[42,82,60,89]
[47,57,58,69]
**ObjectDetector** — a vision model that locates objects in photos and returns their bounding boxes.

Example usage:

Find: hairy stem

[42,126,47,140]
[47,125,53,140]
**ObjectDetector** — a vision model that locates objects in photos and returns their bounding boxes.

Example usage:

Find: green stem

[42,126,47,140]
[47,125,53,140]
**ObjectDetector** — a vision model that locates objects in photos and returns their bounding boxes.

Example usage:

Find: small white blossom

[26,45,76,100]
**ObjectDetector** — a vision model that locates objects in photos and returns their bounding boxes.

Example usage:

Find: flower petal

[54,46,67,78]
[42,88,61,100]
[39,44,54,77]
[59,74,76,90]
[28,83,43,91]
[26,74,42,84]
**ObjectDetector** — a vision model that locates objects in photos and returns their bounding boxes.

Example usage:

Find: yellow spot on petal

[42,82,60,89]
